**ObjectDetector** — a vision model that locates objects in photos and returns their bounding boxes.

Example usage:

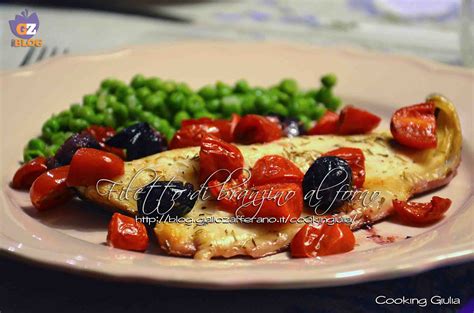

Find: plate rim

[1,41,473,289]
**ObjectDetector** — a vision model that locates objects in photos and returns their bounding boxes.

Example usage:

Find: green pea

[124,94,139,108]
[321,73,337,88]
[269,103,289,117]
[128,104,144,119]
[221,95,242,116]
[253,87,265,97]
[163,128,176,141]
[106,95,117,105]
[116,126,124,133]
[83,94,98,109]
[168,92,186,111]
[139,111,156,124]
[23,149,45,162]
[241,94,256,114]
[136,87,152,102]
[162,81,176,93]
[70,103,82,116]
[96,92,108,112]
[326,96,342,111]
[255,94,272,113]
[125,120,140,127]
[146,77,163,91]
[110,102,129,122]
[297,115,312,130]
[173,111,191,128]
[28,138,46,152]
[89,113,105,125]
[206,98,221,112]
[131,74,146,89]
[155,118,172,135]
[76,106,95,123]
[316,87,333,104]
[103,114,116,128]
[69,118,89,132]
[57,111,72,130]
[216,81,233,97]
[199,85,218,100]
[306,89,319,99]
[46,144,60,156]
[234,79,251,93]
[116,86,135,101]
[185,95,206,114]
[143,93,165,111]
[100,78,120,90]
[310,105,327,120]
[176,82,192,95]
[279,79,298,95]
[42,117,61,139]
[193,110,216,119]
[156,104,172,121]
[50,132,67,145]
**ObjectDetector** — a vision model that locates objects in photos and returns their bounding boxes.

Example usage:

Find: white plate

[1,42,473,289]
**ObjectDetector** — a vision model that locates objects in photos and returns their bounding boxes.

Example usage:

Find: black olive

[105,122,167,161]
[302,156,352,214]
[136,181,196,225]
[47,133,101,168]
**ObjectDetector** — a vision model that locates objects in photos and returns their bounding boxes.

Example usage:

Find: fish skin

[77,95,462,259]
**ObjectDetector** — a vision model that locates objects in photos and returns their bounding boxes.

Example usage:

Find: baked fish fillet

[77,95,462,259]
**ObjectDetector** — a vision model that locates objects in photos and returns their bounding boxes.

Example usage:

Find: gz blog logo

[9,9,43,47]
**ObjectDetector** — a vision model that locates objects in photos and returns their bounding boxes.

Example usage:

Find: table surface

[1,1,473,312]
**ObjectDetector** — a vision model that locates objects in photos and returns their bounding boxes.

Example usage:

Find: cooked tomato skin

[234,114,282,144]
[291,222,355,258]
[393,196,451,224]
[12,157,48,189]
[30,166,74,211]
[169,123,221,149]
[208,178,246,213]
[390,101,437,149]
[307,111,339,135]
[84,125,125,158]
[249,155,303,187]
[66,148,124,187]
[107,213,149,252]
[338,106,381,135]
[323,147,365,188]
[236,183,303,223]
[212,114,241,142]
[199,135,244,184]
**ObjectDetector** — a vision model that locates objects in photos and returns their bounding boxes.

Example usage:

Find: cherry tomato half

[390,101,437,149]
[249,155,303,187]
[291,222,355,258]
[30,166,74,211]
[169,123,221,149]
[338,106,381,135]
[199,134,244,184]
[12,156,48,189]
[84,125,125,158]
[107,213,149,252]
[208,178,247,213]
[307,111,339,135]
[393,196,451,224]
[66,148,124,187]
[234,114,282,144]
[212,114,241,142]
[323,147,365,188]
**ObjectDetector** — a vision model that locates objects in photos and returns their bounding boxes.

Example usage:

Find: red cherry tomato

[236,183,303,223]
[181,117,214,127]
[323,147,365,188]
[234,114,282,144]
[12,156,48,189]
[291,222,355,258]
[66,148,124,187]
[208,178,247,213]
[169,123,221,149]
[84,125,125,158]
[307,111,339,135]
[107,213,149,252]
[249,155,303,187]
[393,196,451,224]
[338,105,381,135]
[212,114,241,142]
[199,134,244,184]
[390,101,437,149]
[30,166,74,211]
